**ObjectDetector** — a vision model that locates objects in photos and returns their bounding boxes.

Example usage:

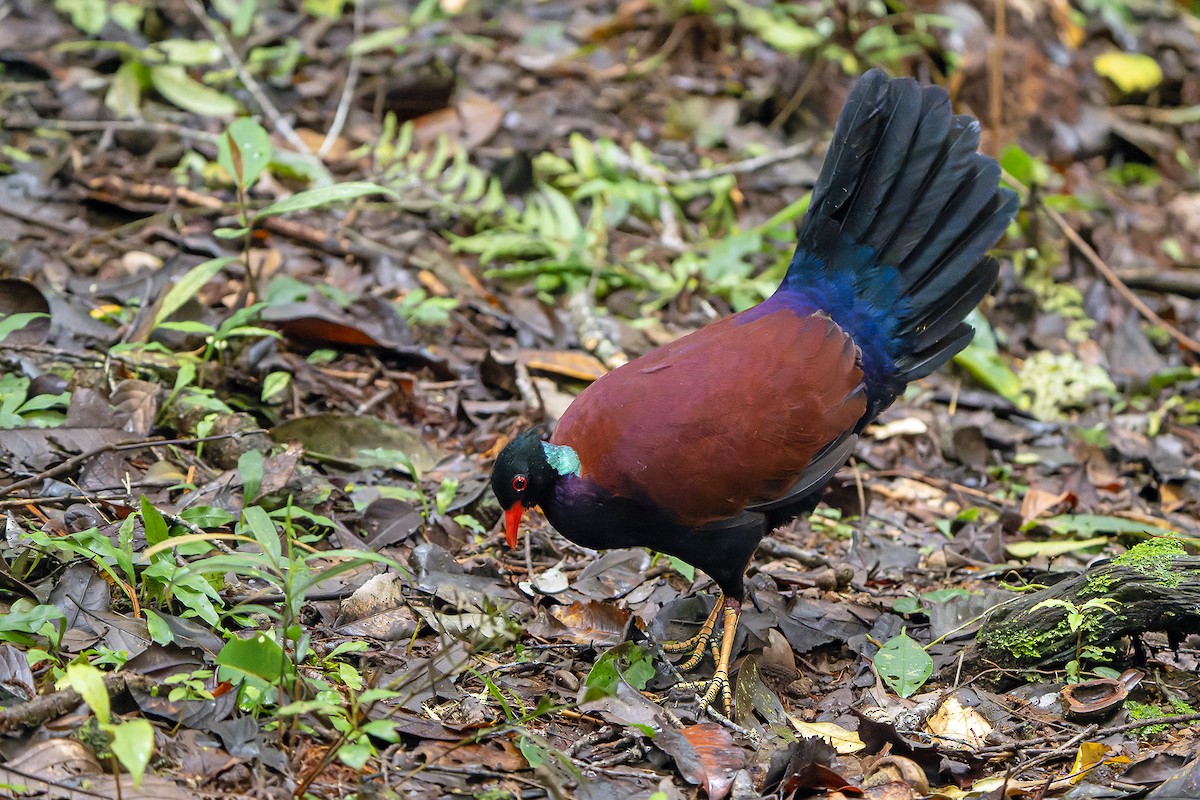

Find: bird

[490,68,1019,714]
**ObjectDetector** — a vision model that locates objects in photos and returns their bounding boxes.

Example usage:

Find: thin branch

[319,0,364,159]
[0,430,267,500]
[1003,169,1200,354]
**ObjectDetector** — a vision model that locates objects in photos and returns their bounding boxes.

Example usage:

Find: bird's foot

[674,668,733,714]
[671,599,741,716]
[659,593,724,672]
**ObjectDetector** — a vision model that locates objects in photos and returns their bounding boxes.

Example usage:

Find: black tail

[780,69,1019,418]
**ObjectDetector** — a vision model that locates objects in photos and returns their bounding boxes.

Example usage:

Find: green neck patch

[541,442,581,477]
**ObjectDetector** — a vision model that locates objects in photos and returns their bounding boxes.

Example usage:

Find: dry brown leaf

[521,348,609,382]
[926,696,991,750]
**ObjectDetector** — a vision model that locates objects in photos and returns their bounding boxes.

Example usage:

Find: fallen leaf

[790,720,865,754]
[520,348,608,382]
[926,696,991,750]
[655,723,746,800]
[271,413,442,474]
[548,600,629,646]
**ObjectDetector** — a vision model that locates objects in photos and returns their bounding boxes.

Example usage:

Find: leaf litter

[0,1,1198,798]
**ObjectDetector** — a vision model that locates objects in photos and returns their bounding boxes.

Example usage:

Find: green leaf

[922,588,971,604]
[1000,144,1051,189]
[59,663,110,724]
[55,0,108,34]
[241,504,280,562]
[261,371,290,403]
[154,320,218,335]
[1006,536,1110,559]
[954,342,1024,406]
[892,596,922,615]
[1094,52,1163,94]
[105,60,145,119]
[584,642,655,698]
[435,478,457,516]
[219,118,273,190]
[666,555,695,582]
[1042,514,1167,536]
[155,39,222,67]
[153,257,236,329]
[516,734,548,768]
[874,631,932,698]
[178,506,235,528]
[216,631,286,683]
[253,181,398,221]
[107,719,155,786]
[140,496,169,546]
[238,449,264,504]
[17,391,70,414]
[0,312,49,344]
[0,602,65,647]
[337,740,374,769]
[149,64,240,116]
[144,609,174,645]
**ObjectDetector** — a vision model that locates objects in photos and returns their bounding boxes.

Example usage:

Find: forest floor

[1,1,1199,798]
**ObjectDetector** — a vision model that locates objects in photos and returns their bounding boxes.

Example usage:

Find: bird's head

[490,426,580,548]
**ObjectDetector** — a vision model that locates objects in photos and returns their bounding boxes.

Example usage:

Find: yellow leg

[675,599,740,715]
[660,593,724,672]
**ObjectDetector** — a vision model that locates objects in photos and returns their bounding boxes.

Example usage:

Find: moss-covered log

[967,539,1200,674]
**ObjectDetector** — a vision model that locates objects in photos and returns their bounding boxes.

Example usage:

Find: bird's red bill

[504,502,524,548]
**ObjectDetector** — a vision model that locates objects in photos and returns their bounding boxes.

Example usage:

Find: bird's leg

[660,593,724,672]
[675,596,741,714]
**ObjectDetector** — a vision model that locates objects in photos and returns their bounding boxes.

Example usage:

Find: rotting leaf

[654,723,746,800]
[926,696,991,750]
[270,413,441,475]
[549,600,630,647]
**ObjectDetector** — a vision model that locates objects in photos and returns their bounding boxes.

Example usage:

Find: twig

[1003,169,1200,354]
[0,672,158,733]
[5,113,221,145]
[0,198,83,236]
[0,430,267,500]
[81,174,396,260]
[1112,104,1200,126]
[1046,201,1200,353]
[768,62,827,133]
[607,140,815,186]
[1008,723,1097,777]
[988,0,1007,156]
[976,710,1200,757]
[319,0,363,159]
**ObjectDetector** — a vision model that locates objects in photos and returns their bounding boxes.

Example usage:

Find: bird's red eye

[511,475,528,492]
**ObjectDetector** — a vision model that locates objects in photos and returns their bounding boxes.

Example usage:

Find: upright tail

[780,69,1019,420]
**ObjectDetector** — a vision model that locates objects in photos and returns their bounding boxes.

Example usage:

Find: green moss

[1127,700,1170,735]
[979,614,1072,662]
[1112,538,1188,587]
[1079,572,1118,598]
